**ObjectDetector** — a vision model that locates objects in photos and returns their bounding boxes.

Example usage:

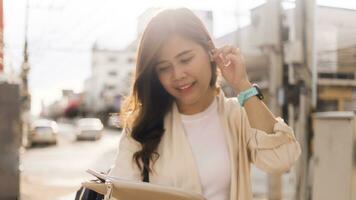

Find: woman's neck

[177,88,216,115]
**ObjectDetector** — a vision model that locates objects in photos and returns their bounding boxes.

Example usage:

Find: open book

[83,169,206,200]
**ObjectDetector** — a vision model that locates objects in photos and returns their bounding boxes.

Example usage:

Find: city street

[20,122,122,200]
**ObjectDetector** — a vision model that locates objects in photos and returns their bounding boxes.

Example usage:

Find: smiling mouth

[176,81,196,91]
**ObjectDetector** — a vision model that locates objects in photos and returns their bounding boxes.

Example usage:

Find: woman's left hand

[211,45,252,92]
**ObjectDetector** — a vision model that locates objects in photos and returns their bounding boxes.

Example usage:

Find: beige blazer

[109,91,301,200]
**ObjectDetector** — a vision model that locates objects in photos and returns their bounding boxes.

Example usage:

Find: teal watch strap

[237,87,259,106]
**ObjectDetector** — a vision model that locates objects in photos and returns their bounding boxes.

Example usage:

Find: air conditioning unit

[312,111,356,200]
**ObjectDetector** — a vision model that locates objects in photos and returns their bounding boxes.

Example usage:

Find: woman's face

[154,34,214,112]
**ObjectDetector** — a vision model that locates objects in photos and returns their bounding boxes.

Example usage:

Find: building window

[127,57,135,63]
[108,71,117,76]
[105,84,116,90]
[108,56,117,63]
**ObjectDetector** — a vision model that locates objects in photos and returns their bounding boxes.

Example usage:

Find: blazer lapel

[217,91,238,200]
[169,103,203,194]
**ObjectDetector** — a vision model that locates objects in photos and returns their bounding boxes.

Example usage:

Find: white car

[76,118,104,140]
[107,114,122,129]
[29,119,58,146]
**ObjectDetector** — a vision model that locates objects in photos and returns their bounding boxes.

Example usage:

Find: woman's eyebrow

[174,49,193,58]
[155,49,193,66]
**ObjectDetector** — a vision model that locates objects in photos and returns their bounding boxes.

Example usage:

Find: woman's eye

[158,66,170,73]
[180,56,193,64]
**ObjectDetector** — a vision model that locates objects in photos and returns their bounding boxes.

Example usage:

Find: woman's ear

[209,51,214,62]
[207,40,216,62]
[207,39,215,49]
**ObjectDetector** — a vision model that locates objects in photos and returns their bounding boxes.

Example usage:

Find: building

[216,4,356,111]
[83,45,135,115]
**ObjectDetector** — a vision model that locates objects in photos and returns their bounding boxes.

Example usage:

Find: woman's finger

[212,54,224,67]
[212,45,241,68]
[220,54,231,67]
[225,53,238,66]
[227,51,244,67]
[212,45,229,57]
[213,52,231,67]
[222,45,235,55]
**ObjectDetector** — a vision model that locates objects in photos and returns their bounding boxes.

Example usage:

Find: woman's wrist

[234,80,252,93]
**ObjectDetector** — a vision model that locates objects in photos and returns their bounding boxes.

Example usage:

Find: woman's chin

[175,94,200,107]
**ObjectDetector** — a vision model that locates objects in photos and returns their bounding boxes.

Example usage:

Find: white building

[84,45,135,114]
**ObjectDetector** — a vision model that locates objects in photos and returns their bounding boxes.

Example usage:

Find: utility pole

[265,1,284,199]
[249,0,285,198]
[21,0,31,110]
[266,47,283,200]
[20,0,31,147]
[293,0,316,199]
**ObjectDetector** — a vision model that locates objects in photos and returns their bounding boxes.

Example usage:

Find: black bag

[75,181,104,200]
[75,166,149,200]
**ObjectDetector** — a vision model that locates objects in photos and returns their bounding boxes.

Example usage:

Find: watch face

[253,84,264,100]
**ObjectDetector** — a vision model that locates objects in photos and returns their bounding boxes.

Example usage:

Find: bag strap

[143,160,149,182]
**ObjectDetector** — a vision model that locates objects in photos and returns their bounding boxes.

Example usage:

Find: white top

[179,98,231,200]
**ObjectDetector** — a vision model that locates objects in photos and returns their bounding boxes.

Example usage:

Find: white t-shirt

[179,98,231,200]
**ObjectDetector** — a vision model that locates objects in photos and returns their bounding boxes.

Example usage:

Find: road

[20,122,122,200]
[19,122,295,200]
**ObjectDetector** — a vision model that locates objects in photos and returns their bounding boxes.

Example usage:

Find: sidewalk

[21,175,79,200]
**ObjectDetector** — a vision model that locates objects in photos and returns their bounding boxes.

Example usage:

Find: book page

[85,169,205,200]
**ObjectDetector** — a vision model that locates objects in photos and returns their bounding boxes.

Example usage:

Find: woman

[109,7,301,200]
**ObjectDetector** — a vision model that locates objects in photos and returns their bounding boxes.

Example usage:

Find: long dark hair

[120,7,218,180]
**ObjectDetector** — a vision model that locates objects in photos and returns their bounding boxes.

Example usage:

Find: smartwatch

[237,83,264,106]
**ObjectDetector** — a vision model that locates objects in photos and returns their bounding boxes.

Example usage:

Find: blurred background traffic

[0,0,355,199]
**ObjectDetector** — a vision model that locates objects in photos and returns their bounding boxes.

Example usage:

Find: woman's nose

[172,66,187,81]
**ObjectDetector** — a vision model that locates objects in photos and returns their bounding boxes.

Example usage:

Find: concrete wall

[0,83,21,199]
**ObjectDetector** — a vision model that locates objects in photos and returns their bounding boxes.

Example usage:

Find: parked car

[76,118,103,140]
[28,119,58,146]
[107,114,122,129]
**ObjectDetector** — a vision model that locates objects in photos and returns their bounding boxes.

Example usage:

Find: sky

[4,0,356,115]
